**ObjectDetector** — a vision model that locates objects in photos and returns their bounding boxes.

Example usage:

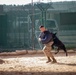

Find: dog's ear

[54,33,57,35]
[53,33,57,36]
[52,33,57,38]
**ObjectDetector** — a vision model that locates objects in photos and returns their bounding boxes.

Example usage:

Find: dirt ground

[0,50,76,75]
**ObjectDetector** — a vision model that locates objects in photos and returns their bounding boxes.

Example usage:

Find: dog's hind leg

[55,47,59,54]
[64,48,68,56]
[62,45,68,56]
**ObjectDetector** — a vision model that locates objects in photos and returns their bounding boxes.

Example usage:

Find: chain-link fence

[0,3,76,52]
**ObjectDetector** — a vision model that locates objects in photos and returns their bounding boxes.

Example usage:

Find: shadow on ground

[57,62,76,66]
[0,71,76,75]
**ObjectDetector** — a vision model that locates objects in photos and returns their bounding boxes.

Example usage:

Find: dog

[51,33,68,56]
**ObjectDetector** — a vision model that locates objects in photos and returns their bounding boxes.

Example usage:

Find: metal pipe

[31,0,35,50]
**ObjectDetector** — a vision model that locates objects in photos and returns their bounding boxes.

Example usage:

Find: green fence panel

[0,14,7,48]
